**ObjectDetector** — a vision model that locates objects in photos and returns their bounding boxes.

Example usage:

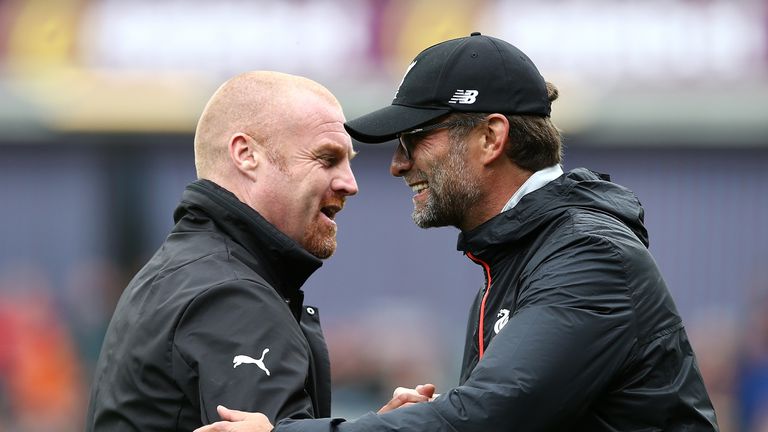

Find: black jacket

[86,179,331,431]
[276,168,718,432]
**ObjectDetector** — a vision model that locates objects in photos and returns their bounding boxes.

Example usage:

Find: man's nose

[334,164,358,196]
[390,147,413,177]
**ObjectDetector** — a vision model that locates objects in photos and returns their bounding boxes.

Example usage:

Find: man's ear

[479,114,509,166]
[229,133,259,178]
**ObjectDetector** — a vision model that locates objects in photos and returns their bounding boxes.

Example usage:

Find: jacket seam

[600,232,684,346]
[154,249,224,283]
[600,233,640,346]
[637,321,684,347]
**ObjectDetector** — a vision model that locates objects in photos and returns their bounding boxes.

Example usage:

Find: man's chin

[303,235,337,259]
[412,207,440,229]
[412,208,457,229]
[310,246,335,259]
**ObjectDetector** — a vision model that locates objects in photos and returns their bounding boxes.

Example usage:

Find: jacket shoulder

[150,229,265,289]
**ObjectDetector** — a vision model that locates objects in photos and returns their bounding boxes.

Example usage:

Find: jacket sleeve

[172,281,316,425]
[275,234,637,432]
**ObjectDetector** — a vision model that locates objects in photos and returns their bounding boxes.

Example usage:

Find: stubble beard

[278,156,338,259]
[412,145,481,229]
[303,220,337,259]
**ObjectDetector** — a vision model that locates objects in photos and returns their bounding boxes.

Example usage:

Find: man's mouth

[320,204,342,220]
[409,181,429,194]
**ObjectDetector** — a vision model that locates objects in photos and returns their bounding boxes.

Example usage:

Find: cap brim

[344,104,451,144]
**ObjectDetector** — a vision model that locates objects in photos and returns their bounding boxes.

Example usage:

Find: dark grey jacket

[86,179,331,431]
[276,168,718,431]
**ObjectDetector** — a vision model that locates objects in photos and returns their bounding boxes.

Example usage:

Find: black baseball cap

[344,32,550,144]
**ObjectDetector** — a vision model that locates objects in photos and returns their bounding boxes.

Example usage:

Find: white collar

[500,165,564,213]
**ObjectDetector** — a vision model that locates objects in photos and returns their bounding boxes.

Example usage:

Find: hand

[193,405,274,432]
[377,383,437,413]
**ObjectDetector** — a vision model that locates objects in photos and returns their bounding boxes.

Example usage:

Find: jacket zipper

[466,252,493,360]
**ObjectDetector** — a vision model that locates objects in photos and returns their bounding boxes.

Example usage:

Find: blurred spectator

[736,290,768,432]
[324,302,447,418]
[0,264,85,432]
[688,310,739,431]
[63,258,123,372]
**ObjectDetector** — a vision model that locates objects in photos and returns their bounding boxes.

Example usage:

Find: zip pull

[466,252,493,359]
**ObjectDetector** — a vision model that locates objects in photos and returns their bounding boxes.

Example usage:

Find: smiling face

[390,121,482,230]
[258,91,358,258]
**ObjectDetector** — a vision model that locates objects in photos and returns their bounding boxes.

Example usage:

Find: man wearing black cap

[196,33,719,432]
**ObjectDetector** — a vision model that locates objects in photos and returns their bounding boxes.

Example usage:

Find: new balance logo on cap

[344,33,551,143]
[449,89,478,104]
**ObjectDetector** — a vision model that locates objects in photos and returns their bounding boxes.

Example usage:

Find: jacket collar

[500,164,563,212]
[173,179,323,301]
[458,168,649,259]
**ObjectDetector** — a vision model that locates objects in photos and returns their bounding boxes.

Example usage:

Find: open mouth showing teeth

[410,182,428,193]
[321,205,341,220]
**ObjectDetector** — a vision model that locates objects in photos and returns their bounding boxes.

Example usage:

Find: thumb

[415,384,436,398]
[217,405,249,421]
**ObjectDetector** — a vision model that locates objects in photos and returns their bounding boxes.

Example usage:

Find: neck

[459,164,532,232]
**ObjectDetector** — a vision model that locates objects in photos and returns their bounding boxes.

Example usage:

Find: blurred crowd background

[1,0,767,430]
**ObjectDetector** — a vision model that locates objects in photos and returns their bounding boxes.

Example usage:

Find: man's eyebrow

[317,141,357,161]
[322,140,357,160]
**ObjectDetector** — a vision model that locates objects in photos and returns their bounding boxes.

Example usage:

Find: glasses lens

[397,118,473,160]
[399,134,415,159]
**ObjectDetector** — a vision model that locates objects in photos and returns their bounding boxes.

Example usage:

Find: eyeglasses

[397,119,469,161]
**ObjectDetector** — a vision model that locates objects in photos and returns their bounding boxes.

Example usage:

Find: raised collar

[500,164,564,212]
[174,179,323,301]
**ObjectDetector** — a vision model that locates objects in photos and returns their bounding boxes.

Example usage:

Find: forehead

[286,93,354,152]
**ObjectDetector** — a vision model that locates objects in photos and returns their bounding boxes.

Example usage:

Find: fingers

[415,383,436,399]
[379,401,418,413]
[218,406,272,424]
[193,421,270,432]
[218,405,248,421]
[392,386,415,398]
[192,407,274,432]
[395,384,437,399]
[378,390,430,414]
[193,421,233,432]
[393,384,436,399]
